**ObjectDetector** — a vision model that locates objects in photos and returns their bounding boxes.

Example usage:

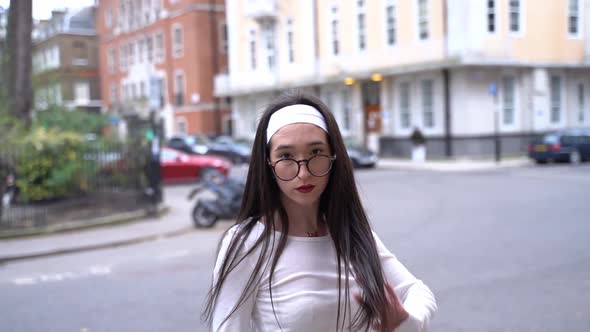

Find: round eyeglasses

[268,154,337,181]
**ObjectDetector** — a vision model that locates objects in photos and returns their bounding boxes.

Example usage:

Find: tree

[4,0,33,128]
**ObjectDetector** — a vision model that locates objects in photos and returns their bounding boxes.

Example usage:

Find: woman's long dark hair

[202,91,392,331]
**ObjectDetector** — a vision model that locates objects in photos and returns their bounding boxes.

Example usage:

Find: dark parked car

[167,135,210,155]
[206,136,251,164]
[160,148,231,182]
[528,129,590,164]
[344,138,378,168]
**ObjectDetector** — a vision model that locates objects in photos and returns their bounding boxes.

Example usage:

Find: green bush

[14,128,94,202]
[34,106,108,135]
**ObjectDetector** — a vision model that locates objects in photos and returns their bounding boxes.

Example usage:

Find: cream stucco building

[216,0,590,158]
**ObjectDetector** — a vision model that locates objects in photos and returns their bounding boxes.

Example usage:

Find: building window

[343,89,352,131]
[146,35,153,62]
[487,0,496,33]
[174,72,185,106]
[155,32,164,62]
[249,30,257,70]
[286,19,294,63]
[568,0,581,36]
[144,0,151,23]
[107,47,116,73]
[74,81,90,103]
[400,82,411,129]
[263,24,275,70]
[386,0,396,45]
[357,1,366,50]
[509,0,521,33]
[176,118,187,134]
[422,80,434,127]
[418,0,429,40]
[172,25,183,58]
[502,77,515,125]
[578,83,585,123]
[550,75,562,123]
[72,41,88,66]
[331,6,339,56]
[128,42,135,65]
[120,44,127,71]
[220,22,228,54]
[105,8,113,28]
[140,81,146,98]
[138,39,144,63]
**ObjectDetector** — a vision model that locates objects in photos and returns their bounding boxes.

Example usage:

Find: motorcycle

[187,169,245,228]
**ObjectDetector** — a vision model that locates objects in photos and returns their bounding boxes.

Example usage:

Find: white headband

[266,104,328,143]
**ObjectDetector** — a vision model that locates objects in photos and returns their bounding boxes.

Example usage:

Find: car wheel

[569,150,581,165]
[192,202,217,228]
[534,159,547,165]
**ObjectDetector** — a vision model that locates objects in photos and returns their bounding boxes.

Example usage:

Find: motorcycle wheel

[192,202,217,228]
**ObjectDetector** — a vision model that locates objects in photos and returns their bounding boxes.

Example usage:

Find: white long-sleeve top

[211,222,437,332]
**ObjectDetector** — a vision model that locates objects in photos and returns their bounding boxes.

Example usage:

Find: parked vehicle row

[528,128,590,164]
[167,135,251,164]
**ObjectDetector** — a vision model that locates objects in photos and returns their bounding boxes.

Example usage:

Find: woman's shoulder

[221,219,266,251]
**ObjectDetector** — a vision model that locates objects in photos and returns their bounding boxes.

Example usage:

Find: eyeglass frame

[267,154,337,181]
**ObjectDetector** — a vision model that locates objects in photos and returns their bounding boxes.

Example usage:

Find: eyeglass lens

[274,155,332,180]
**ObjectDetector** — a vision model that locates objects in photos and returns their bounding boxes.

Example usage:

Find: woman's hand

[354,282,410,331]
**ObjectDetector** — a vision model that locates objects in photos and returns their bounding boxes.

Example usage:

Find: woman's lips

[296,185,315,193]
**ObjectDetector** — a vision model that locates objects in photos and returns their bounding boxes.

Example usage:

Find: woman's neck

[276,197,326,237]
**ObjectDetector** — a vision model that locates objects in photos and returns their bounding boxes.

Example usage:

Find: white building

[216,0,590,158]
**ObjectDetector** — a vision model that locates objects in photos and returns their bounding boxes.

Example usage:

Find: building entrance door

[362,81,381,152]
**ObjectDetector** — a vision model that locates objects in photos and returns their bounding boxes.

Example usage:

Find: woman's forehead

[270,123,328,148]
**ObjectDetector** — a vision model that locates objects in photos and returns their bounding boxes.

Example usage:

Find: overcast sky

[0,0,96,20]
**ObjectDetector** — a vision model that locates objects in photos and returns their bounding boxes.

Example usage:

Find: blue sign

[488,83,498,97]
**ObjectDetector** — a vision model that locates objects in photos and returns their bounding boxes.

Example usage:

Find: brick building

[33,7,102,113]
[97,0,229,139]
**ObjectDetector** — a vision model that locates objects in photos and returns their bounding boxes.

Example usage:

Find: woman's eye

[311,149,323,155]
[279,153,291,159]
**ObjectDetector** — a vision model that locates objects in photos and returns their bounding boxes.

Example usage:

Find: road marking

[11,265,112,286]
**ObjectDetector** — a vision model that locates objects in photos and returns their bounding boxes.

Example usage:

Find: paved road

[1,164,589,331]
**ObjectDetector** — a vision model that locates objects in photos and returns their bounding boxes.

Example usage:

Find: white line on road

[10,265,112,286]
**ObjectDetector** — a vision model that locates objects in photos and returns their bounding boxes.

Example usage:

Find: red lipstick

[296,184,315,193]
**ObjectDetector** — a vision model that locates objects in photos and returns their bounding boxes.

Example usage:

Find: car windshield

[161,150,177,161]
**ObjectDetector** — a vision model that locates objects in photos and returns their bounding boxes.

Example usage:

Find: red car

[161,147,231,182]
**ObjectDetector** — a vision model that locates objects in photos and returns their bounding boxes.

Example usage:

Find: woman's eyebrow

[308,141,326,147]
[274,144,293,152]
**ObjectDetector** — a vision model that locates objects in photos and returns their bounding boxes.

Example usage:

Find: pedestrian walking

[203,92,437,331]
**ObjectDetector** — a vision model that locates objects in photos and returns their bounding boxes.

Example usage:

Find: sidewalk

[0,191,197,264]
[377,156,533,172]
[0,157,533,263]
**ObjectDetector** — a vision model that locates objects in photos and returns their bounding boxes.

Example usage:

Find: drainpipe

[210,0,221,135]
[442,0,452,157]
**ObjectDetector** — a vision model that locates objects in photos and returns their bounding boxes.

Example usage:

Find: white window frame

[128,41,135,65]
[138,39,144,63]
[399,81,412,129]
[146,35,153,62]
[342,88,353,133]
[262,23,275,71]
[172,24,184,58]
[416,0,429,41]
[384,0,397,46]
[355,0,367,52]
[329,5,339,56]
[487,0,498,34]
[421,79,434,128]
[74,81,90,104]
[286,18,294,64]
[155,31,165,63]
[549,74,564,124]
[508,0,525,37]
[501,76,516,126]
[568,0,583,38]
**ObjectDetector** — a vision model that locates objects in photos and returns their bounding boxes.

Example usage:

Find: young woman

[203,92,437,331]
